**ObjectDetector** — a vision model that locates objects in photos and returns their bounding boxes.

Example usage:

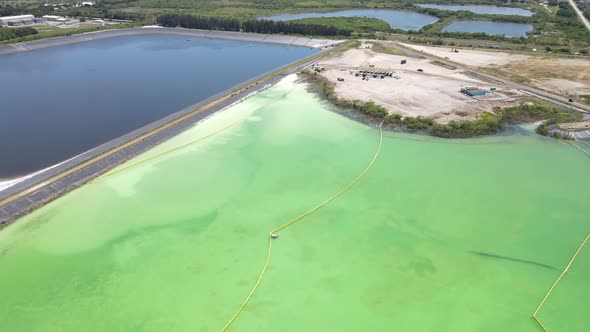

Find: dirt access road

[568,0,590,32]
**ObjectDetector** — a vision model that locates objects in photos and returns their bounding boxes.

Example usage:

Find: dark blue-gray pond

[442,20,533,37]
[416,4,534,17]
[259,9,533,36]
[258,9,439,30]
[0,34,317,178]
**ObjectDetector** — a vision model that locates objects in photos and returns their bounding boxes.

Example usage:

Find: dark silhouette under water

[469,251,557,270]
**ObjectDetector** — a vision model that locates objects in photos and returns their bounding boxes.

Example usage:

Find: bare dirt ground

[499,58,590,98]
[318,45,523,124]
[398,42,530,66]
[398,42,590,100]
[558,120,590,131]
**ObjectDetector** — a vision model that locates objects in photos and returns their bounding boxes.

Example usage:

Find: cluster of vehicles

[352,68,401,81]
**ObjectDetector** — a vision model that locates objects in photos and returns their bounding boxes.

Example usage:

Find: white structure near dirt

[43,15,63,21]
[0,15,35,26]
[43,15,80,27]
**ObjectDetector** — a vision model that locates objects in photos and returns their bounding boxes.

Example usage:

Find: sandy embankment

[318,45,523,124]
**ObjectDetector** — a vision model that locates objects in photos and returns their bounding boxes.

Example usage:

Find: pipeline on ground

[532,138,590,331]
[220,122,383,332]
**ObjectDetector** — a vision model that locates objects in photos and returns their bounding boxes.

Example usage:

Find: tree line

[557,1,577,18]
[156,14,240,31]
[156,14,352,37]
[0,27,38,42]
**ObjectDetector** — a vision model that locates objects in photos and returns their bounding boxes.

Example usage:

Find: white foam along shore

[0,27,344,55]
[0,148,101,192]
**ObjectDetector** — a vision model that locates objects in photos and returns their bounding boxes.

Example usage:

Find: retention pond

[416,4,534,16]
[259,9,439,30]
[442,20,533,37]
[0,76,588,331]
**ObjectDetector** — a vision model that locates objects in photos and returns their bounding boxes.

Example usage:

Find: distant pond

[258,9,439,30]
[417,4,534,16]
[442,20,533,37]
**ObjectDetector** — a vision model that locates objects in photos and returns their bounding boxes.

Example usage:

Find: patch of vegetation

[157,14,240,31]
[436,103,582,138]
[157,14,352,36]
[312,72,390,117]
[479,67,531,85]
[0,2,146,22]
[498,102,575,124]
[291,17,390,33]
[430,113,504,137]
[0,23,137,45]
[330,39,361,56]
[371,42,407,56]
[431,103,582,137]
[556,1,576,18]
[526,103,584,135]
[403,116,437,130]
[0,26,38,42]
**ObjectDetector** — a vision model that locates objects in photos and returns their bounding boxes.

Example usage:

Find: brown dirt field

[558,120,590,131]
[492,58,590,98]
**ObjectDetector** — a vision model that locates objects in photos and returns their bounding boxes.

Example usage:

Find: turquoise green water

[0,76,589,331]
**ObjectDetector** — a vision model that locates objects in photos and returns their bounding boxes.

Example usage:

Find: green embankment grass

[0,23,139,45]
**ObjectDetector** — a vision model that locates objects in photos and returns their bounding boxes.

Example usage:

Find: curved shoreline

[0,27,342,55]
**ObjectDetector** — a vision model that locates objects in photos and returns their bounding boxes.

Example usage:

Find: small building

[0,15,35,26]
[42,15,62,21]
[461,87,487,97]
